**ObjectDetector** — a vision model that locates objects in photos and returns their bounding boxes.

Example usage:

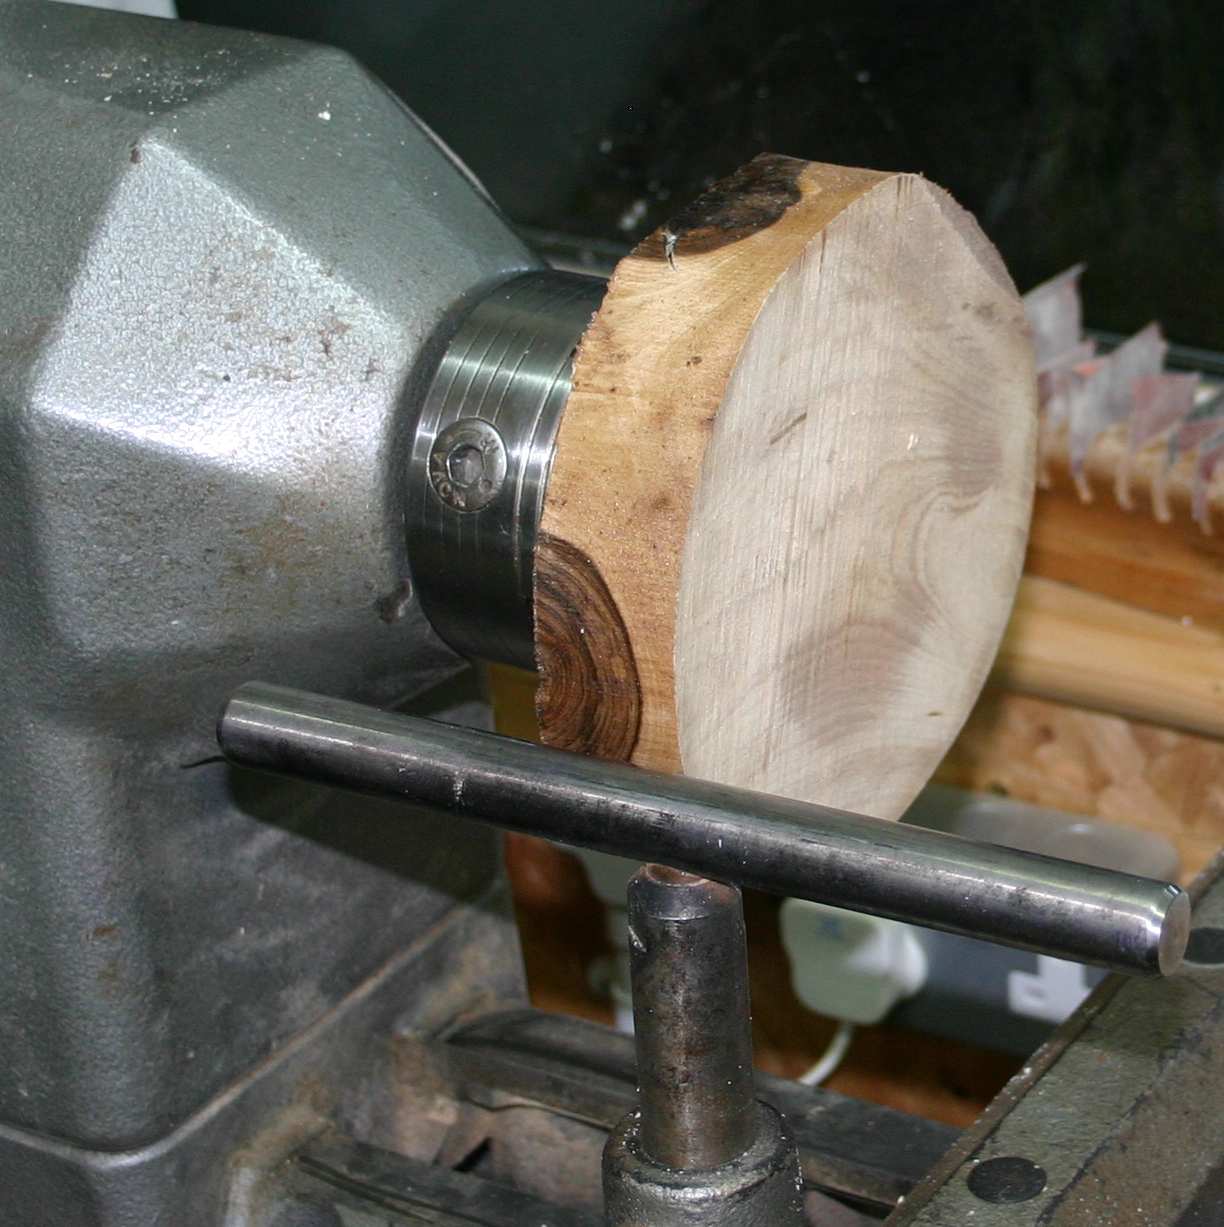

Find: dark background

[181,0,1224,350]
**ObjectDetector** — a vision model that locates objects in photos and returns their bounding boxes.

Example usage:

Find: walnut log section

[535,156,1037,820]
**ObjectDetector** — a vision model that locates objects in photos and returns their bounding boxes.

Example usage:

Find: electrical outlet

[780,899,928,1024]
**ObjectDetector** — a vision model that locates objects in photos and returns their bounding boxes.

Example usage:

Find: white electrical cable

[797,1020,855,1086]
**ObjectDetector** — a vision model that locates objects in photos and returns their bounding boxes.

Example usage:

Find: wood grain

[537,155,881,770]
[533,534,641,759]
[676,176,1035,815]
[995,575,1224,741]
[536,155,1037,822]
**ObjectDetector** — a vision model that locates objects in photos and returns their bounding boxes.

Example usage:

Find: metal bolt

[428,418,506,512]
[447,443,484,486]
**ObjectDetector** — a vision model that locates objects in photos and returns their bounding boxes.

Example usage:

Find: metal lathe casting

[0,5,1220,1227]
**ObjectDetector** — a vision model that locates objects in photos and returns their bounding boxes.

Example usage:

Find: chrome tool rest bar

[218,682,1190,977]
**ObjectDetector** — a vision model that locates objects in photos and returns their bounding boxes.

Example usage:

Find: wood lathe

[0,5,1219,1226]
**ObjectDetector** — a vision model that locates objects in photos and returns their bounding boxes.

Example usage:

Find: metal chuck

[602,865,806,1226]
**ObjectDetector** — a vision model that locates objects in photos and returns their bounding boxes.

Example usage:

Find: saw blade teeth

[1024,266,1220,528]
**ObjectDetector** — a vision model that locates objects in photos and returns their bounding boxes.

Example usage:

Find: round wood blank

[535,157,1036,821]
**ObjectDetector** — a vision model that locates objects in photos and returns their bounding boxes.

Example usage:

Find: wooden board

[1030,423,1224,634]
[535,155,1037,820]
[994,575,1224,741]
